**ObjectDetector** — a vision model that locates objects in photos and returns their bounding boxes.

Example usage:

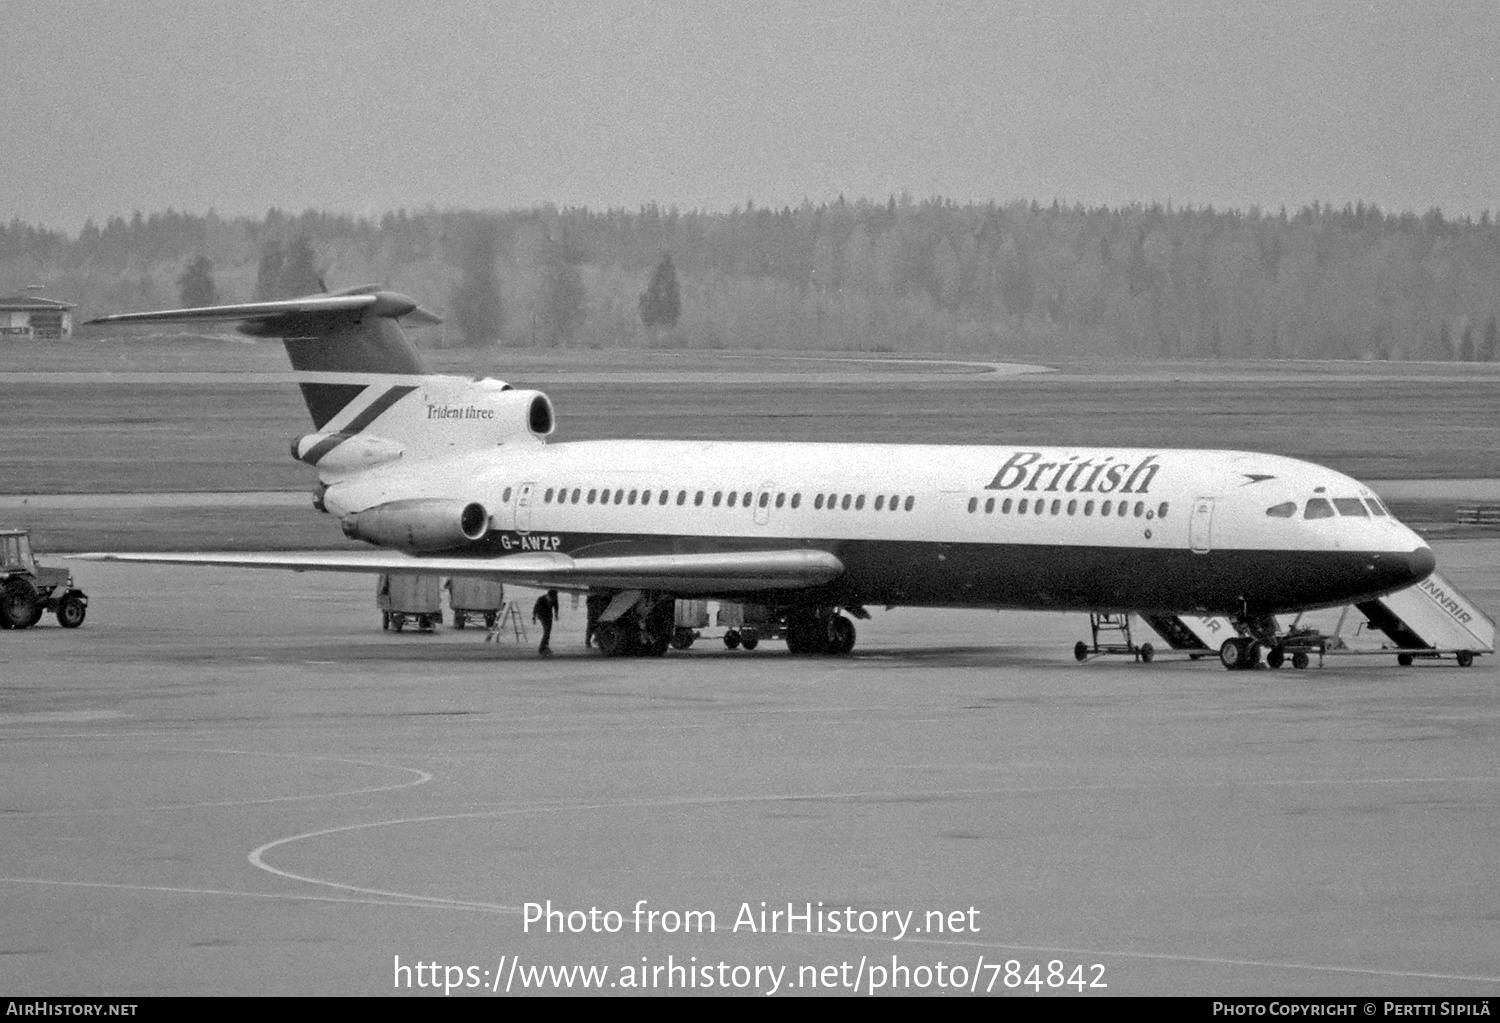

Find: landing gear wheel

[1265,646,1285,669]
[740,632,759,651]
[785,615,823,655]
[1457,651,1475,668]
[1219,638,1244,670]
[642,630,671,657]
[454,615,466,630]
[1139,643,1154,664]
[58,593,87,628]
[596,621,629,657]
[485,612,497,629]
[1243,641,1262,669]
[724,629,741,650]
[670,627,696,650]
[829,616,856,655]
[393,617,405,632]
[1074,641,1089,662]
[1397,653,1414,667]
[1292,652,1309,670]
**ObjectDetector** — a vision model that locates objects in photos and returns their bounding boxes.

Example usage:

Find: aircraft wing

[70,549,845,594]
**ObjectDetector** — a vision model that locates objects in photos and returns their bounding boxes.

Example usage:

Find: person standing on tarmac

[533,589,560,655]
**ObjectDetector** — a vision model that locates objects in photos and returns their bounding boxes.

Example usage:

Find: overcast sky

[7,0,1499,231]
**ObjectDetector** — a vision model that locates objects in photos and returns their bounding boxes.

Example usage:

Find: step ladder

[485,600,528,644]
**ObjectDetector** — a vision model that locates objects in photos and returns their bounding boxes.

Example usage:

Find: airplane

[84,287,1437,669]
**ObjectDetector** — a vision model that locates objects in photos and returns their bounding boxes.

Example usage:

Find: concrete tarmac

[2,545,1498,997]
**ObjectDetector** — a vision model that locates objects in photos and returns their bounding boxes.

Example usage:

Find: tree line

[3,198,1499,360]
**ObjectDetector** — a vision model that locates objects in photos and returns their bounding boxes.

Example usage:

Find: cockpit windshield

[1269,496,1389,520]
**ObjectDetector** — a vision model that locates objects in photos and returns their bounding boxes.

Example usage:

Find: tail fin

[91,290,553,487]
[88,286,442,428]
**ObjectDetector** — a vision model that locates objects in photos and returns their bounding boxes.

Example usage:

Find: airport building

[0,291,74,340]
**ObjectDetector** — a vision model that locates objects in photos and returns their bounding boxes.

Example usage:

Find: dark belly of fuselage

[412,529,1423,615]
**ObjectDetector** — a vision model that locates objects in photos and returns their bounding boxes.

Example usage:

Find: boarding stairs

[1133,570,1493,668]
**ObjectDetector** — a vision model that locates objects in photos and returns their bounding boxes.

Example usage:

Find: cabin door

[1189,498,1214,554]
[512,482,536,533]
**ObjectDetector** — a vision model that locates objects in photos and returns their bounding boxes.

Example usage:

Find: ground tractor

[0,529,87,630]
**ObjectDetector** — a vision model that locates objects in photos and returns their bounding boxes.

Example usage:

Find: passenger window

[814,494,824,510]
[1134,501,1144,517]
[1018,498,1028,514]
[629,490,639,505]
[1157,502,1168,518]
[855,495,865,510]
[713,491,723,507]
[1048,499,1058,515]
[904,496,915,511]
[1101,500,1112,516]
[544,488,554,503]
[775,493,785,508]
[1118,502,1128,517]
[841,495,851,510]
[1304,498,1335,519]
[572,488,581,503]
[587,489,597,504]
[728,492,737,508]
[875,495,885,510]
[791,494,801,509]
[968,497,978,513]
[1365,498,1387,517]
[615,489,625,505]
[503,487,513,502]
[759,493,770,508]
[1084,500,1094,515]
[742,492,752,506]
[1002,498,1012,514]
[659,490,669,505]
[1333,498,1369,517]
[1036,500,1045,516]
[677,490,686,506]
[1066,499,1077,515]
[985,497,994,513]
[694,491,704,506]
[889,494,899,511]
[1266,502,1295,518]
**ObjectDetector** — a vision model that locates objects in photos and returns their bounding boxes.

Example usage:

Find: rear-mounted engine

[341,499,489,552]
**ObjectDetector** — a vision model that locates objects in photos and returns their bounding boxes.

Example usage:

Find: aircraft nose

[1406,545,1436,585]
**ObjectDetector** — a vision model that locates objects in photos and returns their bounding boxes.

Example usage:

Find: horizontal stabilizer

[70,548,846,595]
[86,290,442,327]
[88,286,441,416]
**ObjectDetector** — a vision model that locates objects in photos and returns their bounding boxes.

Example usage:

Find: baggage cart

[447,576,504,629]
[377,573,443,631]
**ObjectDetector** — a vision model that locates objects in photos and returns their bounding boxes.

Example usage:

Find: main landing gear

[595,598,675,658]
[591,598,860,658]
[784,609,856,656]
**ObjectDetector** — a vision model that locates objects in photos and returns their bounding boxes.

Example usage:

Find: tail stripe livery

[298,385,418,465]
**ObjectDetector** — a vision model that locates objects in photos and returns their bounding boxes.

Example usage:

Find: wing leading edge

[69,549,845,595]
